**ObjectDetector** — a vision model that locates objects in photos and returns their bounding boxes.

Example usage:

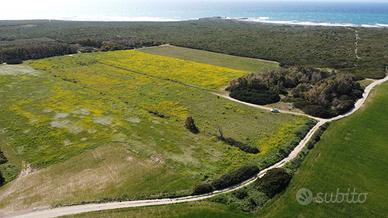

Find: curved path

[213,93,323,121]
[9,75,388,218]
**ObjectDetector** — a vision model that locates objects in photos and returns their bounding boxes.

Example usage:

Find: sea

[3,1,388,27]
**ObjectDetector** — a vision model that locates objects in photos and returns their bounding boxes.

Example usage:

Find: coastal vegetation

[227,66,364,118]
[0,19,387,79]
[1,18,386,217]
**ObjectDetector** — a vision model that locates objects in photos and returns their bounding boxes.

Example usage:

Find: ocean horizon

[2,1,388,28]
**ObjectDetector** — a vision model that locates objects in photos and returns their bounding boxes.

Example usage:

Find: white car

[271,108,280,113]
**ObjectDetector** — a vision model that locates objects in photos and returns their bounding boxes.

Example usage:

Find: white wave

[6,14,387,28]
[234,17,388,28]
[376,23,388,27]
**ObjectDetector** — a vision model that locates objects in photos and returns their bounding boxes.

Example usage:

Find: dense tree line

[0,37,160,64]
[193,165,260,195]
[0,19,386,78]
[0,39,77,64]
[227,66,364,118]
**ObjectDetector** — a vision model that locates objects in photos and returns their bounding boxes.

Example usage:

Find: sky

[1,0,388,20]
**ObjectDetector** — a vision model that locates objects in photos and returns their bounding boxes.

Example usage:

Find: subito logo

[296,188,313,206]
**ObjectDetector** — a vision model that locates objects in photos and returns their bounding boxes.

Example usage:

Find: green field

[63,202,249,218]
[68,79,388,218]
[0,50,309,213]
[260,82,388,217]
[140,45,279,73]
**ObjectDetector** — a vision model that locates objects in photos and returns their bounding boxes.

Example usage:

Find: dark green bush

[307,123,330,150]
[185,116,199,134]
[217,135,259,154]
[192,183,214,195]
[255,168,292,198]
[212,165,260,190]
[148,110,168,118]
[302,105,333,118]
[0,151,7,164]
[229,88,280,105]
[234,189,248,199]
[5,58,22,64]
[0,171,4,187]
[217,128,260,154]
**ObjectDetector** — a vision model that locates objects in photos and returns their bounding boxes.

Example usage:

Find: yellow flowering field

[96,50,248,90]
[0,51,311,211]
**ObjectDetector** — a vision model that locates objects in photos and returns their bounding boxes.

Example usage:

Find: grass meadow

[0,50,309,213]
[259,83,388,217]
[63,202,249,218]
[74,81,388,218]
[140,45,279,73]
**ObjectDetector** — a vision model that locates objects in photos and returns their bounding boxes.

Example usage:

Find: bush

[5,58,22,64]
[217,136,259,154]
[0,151,7,164]
[211,165,260,190]
[148,110,168,118]
[217,128,259,154]
[185,116,199,134]
[307,123,330,150]
[230,88,280,105]
[302,105,333,118]
[255,168,292,198]
[234,189,248,199]
[0,171,4,187]
[192,183,214,195]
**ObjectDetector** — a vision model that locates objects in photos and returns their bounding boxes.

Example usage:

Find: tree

[185,116,199,134]
[192,183,214,195]
[255,168,292,198]
[0,171,5,187]
[227,66,364,118]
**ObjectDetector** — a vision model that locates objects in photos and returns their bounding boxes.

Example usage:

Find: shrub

[217,128,259,154]
[302,105,333,118]
[218,136,259,154]
[185,116,199,134]
[255,168,292,198]
[227,66,364,118]
[212,165,260,190]
[5,58,22,64]
[0,151,7,164]
[307,123,330,150]
[192,183,214,195]
[148,110,168,118]
[229,88,280,105]
[0,171,4,187]
[234,189,248,199]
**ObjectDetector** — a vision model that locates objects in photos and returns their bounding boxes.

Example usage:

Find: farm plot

[0,51,310,213]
